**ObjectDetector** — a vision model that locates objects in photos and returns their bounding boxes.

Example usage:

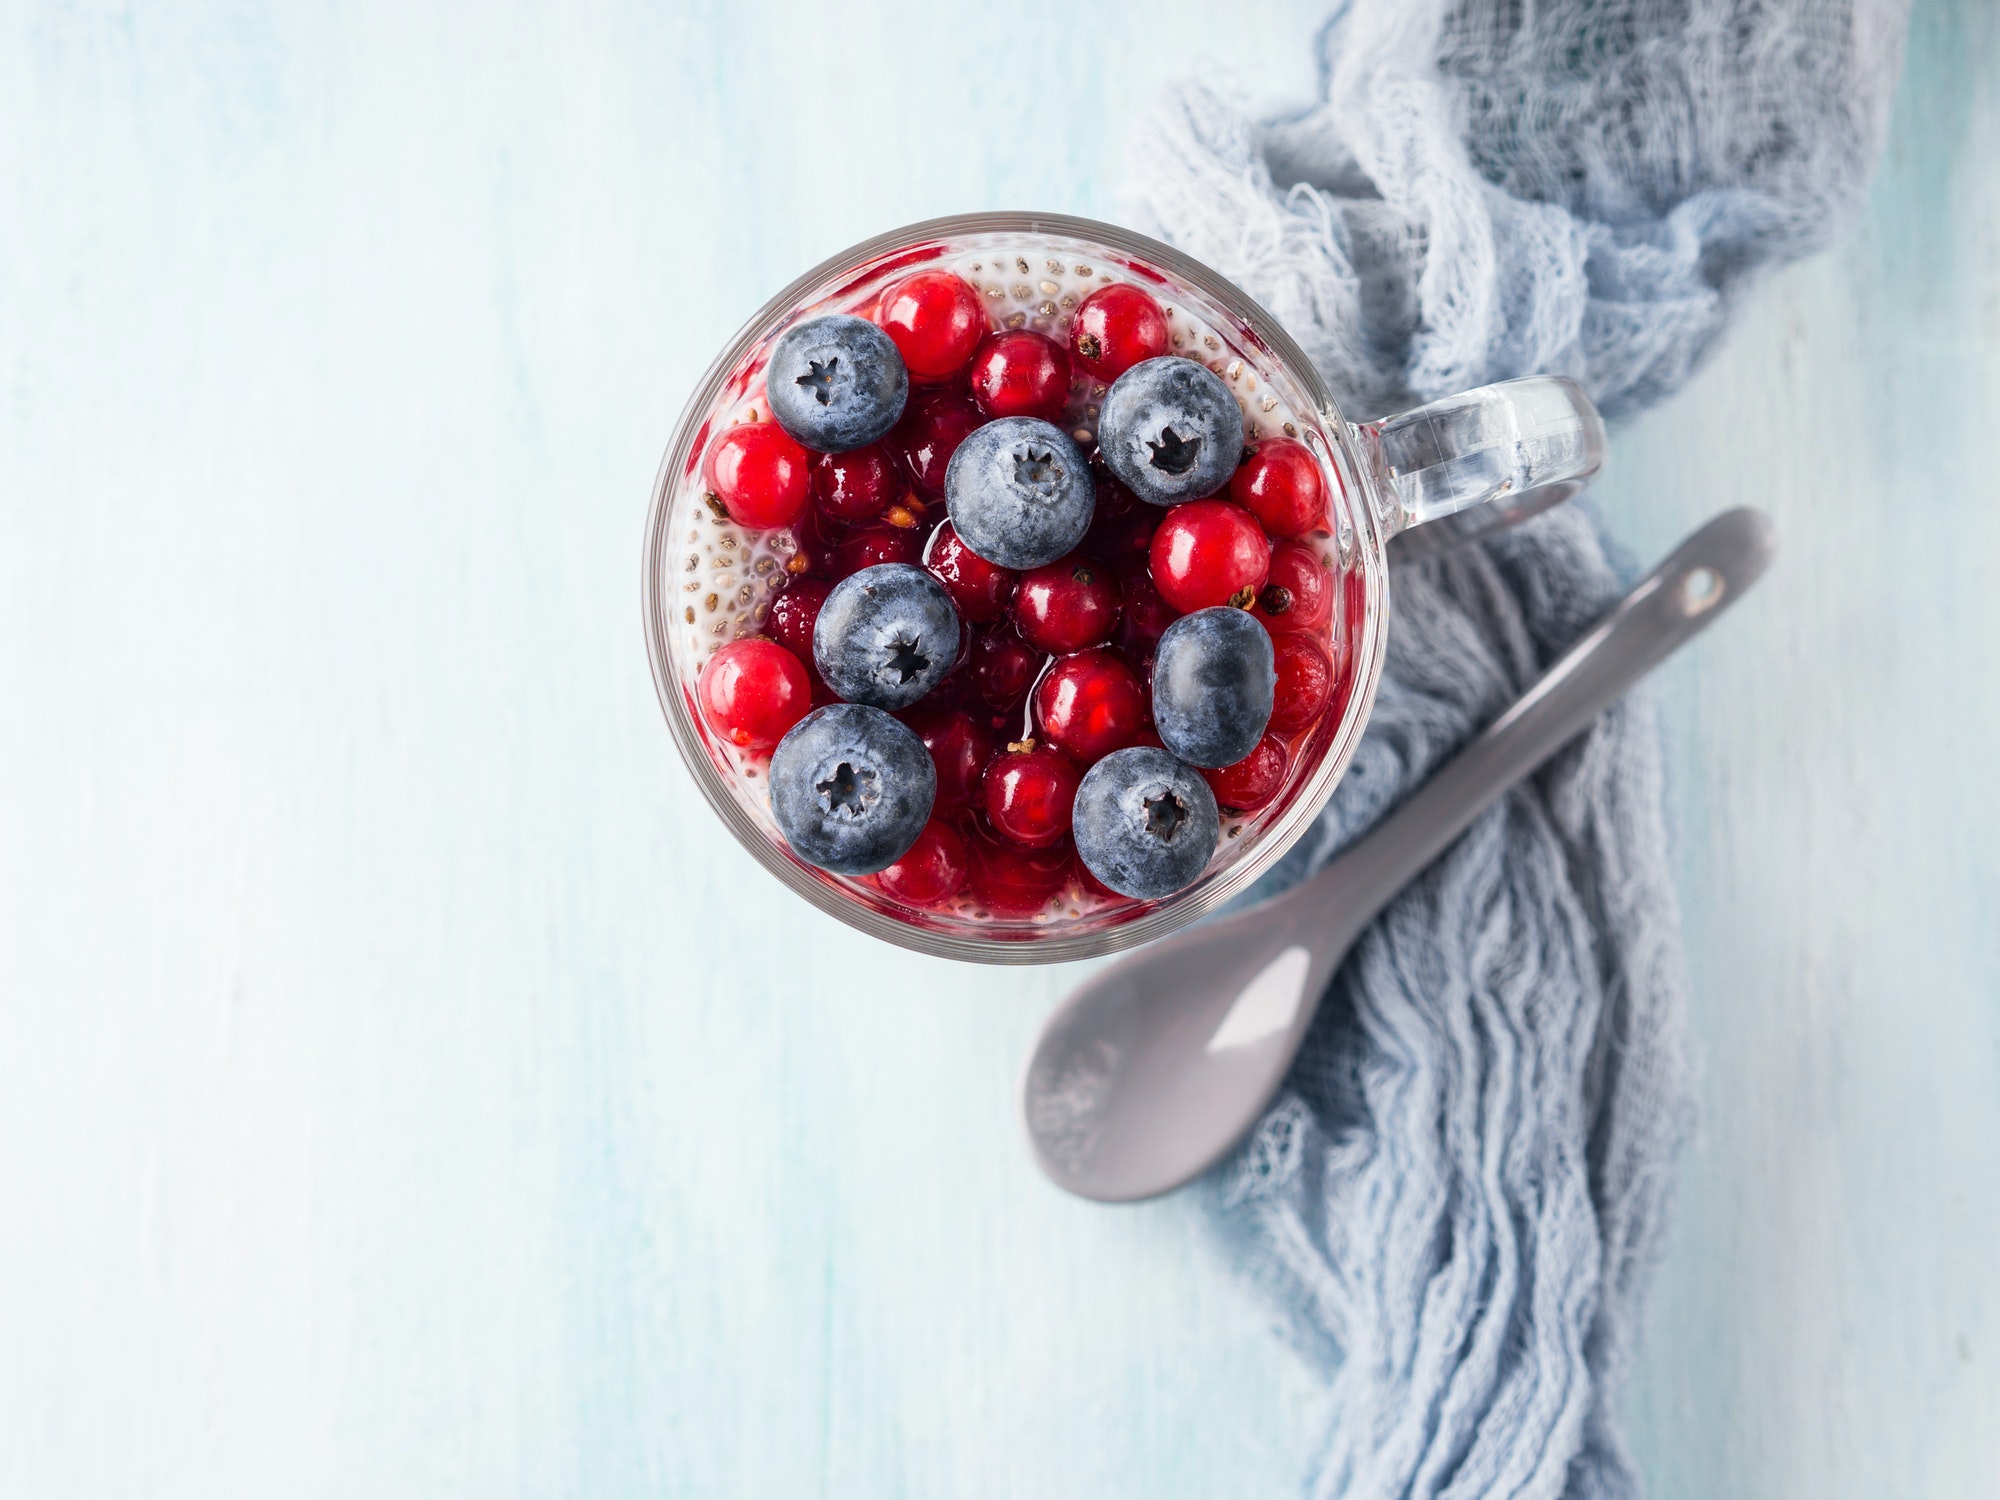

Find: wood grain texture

[0,3,1992,1497]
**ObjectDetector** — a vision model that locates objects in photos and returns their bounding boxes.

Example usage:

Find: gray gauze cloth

[1126,0,1907,1493]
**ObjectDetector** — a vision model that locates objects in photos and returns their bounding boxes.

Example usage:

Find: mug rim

[642,211,1392,965]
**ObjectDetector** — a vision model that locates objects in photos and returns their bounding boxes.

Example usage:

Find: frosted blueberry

[769,704,935,875]
[1151,607,1275,767]
[813,563,961,710]
[1098,356,1245,505]
[1073,747,1220,900]
[767,314,909,452]
[944,417,1095,570]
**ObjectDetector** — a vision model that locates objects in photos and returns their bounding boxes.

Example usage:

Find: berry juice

[647,220,1380,954]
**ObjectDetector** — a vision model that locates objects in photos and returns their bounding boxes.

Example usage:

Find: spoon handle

[1303,507,1776,914]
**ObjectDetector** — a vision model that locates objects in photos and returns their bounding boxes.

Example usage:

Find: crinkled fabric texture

[1127,2,1907,1496]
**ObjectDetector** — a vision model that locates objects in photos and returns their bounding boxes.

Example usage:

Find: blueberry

[767,314,909,452]
[769,703,935,875]
[1151,607,1275,767]
[812,563,961,709]
[1073,747,1220,900]
[1098,356,1245,505]
[944,417,1095,570]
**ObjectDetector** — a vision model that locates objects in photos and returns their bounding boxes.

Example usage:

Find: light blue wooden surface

[0,3,1993,1497]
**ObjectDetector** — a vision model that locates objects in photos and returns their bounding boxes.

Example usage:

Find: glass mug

[642,213,1604,964]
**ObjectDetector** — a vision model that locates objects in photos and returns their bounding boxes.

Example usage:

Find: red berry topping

[967,629,1043,708]
[1032,647,1148,764]
[900,701,994,811]
[1012,555,1121,654]
[981,742,1080,848]
[704,420,811,529]
[810,442,899,525]
[1202,733,1290,813]
[969,329,1072,420]
[925,520,1017,623]
[886,390,983,499]
[1112,564,1178,660]
[696,637,811,750]
[965,827,1072,916]
[1069,283,1170,382]
[766,577,831,664]
[874,818,969,907]
[878,271,985,381]
[1269,634,1335,733]
[828,520,923,580]
[1148,499,1272,613]
[1081,469,1159,571]
[1230,437,1328,538]
[1250,540,1335,635]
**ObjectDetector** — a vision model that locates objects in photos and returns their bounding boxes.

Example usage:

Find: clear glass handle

[1357,376,1607,553]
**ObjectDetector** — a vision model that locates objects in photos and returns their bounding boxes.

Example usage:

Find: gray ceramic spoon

[1024,507,1775,1202]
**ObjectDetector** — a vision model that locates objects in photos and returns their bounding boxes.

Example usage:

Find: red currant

[766,577,831,664]
[1230,437,1328,538]
[1113,564,1177,660]
[1032,647,1148,764]
[965,825,1072,916]
[878,271,985,381]
[697,637,811,750]
[967,629,1043,708]
[873,818,969,907]
[1012,555,1121,654]
[1069,283,1170,382]
[810,442,898,525]
[704,420,810,529]
[1202,733,1290,812]
[925,520,1017,623]
[1269,633,1334,733]
[1148,499,1271,613]
[981,742,1080,847]
[829,520,923,580]
[969,329,1072,420]
[1250,540,1335,635]
[899,701,994,811]
[1081,468,1159,571]
[886,390,983,499]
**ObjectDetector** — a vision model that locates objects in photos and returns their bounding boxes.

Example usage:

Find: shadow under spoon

[1022,507,1776,1202]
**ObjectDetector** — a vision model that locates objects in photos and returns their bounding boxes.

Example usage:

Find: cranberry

[1269,634,1335,733]
[981,742,1080,848]
[1230,437,1328,538]
[696,637,811,751]
[829,520,923,580]
[1113,565,1177,660]
[873,818,969,907]
[1069,283,1170,382]
[704,420,810,529]
[965,826,1072,916]
[1032,647,1148,764]
[900,701,994,811]
[969,329,1072,420]
[1202,733,1290,812]
[925,520,1017,623]
[1148,499,1272,613]
[1250,540,1335,635]
[967,629,1043,708]
[766,577,831,664]
[1081,470,1159,571]
[886,390,983,499]
[810,442,899,525]
[878,270,986,381]
[1012,555,1121,654]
